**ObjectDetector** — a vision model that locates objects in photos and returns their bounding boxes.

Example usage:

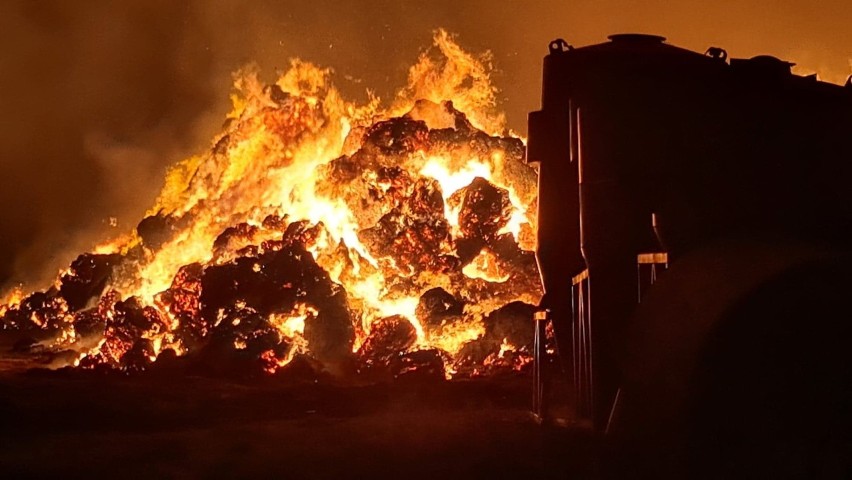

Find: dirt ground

[0,365,598,479]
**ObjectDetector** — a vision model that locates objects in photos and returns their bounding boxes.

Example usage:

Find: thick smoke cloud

[0,0,849,289]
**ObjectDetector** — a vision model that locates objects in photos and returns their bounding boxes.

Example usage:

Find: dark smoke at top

[0,0,849,289]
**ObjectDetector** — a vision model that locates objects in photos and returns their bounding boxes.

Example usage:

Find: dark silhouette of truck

[528,34,852,478]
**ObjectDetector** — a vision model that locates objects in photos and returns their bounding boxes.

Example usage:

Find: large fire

[0,31,541,380]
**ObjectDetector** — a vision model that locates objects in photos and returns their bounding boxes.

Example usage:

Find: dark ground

[0,350,598,479]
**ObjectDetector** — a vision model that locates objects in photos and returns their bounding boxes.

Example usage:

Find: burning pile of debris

[0,31,542,380]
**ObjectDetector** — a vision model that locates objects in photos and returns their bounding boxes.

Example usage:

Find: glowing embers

[462,249,510,283]
[0,31,542,380]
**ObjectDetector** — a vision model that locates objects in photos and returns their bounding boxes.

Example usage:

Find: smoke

[0,0,230,289]
[0,0,849,289]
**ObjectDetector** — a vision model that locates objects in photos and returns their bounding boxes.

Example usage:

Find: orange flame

[5,30,542,377]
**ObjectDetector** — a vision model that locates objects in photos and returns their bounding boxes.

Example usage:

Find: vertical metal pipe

[571,282,578,417]
[586,276,595,422]
[532,310,549,421]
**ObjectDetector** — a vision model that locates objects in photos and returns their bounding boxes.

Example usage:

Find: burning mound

[0,31,541,380]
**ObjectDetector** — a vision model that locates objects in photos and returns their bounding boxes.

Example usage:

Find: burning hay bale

[361,212,455,275]
[71,308,106,339]
[209,308,284,357]
[160,263,206,349]
[416,287,465,331]
[78,296,169,369]
[451,176,513,246]
[451,301,536,377]
[200,245,329,318]
[362,116,430,156]
[452,239,542,313]
[194,307,291,376]
[200,243,356,365]
[0,32,543,381]
[1,291,71,333]
[358,315,418,373]
[59,253,123,311]
[485,301,537,348]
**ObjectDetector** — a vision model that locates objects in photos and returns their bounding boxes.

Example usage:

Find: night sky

[0,0,849,289]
